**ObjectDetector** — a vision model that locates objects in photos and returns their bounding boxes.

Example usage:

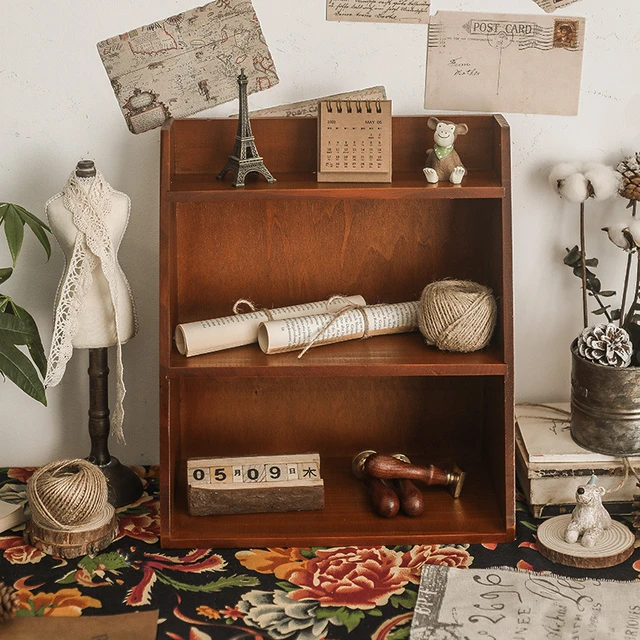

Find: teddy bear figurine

[564,475,611,548]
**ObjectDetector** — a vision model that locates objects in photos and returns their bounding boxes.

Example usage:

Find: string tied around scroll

[232,298,274,321]
[297,295,370,359]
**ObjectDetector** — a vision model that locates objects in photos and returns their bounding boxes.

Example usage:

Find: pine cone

[0,581,19,622]
[577,323,633,367]
[617,153,640,202]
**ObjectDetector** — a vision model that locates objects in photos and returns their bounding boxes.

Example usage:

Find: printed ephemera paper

[425,11,586,115]
[258,301,419,354]
[327,0,430,24]
[97,0,278,133]
[175,296,366,357]
[247,86,387,118]
[411,566,640,640]
[533,0,582,13]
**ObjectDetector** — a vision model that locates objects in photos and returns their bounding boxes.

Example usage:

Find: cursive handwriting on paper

[327,0,430,24]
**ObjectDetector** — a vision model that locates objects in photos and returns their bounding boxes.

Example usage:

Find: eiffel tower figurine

[217,69,276,187]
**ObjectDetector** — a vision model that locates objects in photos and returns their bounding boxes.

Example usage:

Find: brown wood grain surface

[159,115,515,547]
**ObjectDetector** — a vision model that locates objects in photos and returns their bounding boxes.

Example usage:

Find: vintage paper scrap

[411,566,640,640]
[327,0,430,24]
[97,0,278,134]
[533,0,582,13]
[2,609,158,640]
[245,86,387,118]
[425,11,585,115]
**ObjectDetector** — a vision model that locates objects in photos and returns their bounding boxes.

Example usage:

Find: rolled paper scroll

[257,301,419,355]
[175,295,366,357]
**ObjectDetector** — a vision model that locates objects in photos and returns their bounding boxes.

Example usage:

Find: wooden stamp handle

[365,454,449,485]
[394,478,424,517]
[364,476,400,518]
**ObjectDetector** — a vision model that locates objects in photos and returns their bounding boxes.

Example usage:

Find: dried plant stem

[580,202,588,328]
[622,201,639,329]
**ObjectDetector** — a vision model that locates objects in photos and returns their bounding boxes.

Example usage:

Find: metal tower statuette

[217,69,276,187]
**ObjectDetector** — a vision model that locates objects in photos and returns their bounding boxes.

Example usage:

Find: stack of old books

[516,403,640,518]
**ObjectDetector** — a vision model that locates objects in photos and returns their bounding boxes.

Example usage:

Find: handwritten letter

[327,0,430,25]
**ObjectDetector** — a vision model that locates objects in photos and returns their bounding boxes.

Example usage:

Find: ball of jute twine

[418,280,497,353]
[27,459,109,531]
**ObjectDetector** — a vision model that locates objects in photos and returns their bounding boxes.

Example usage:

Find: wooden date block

[187,454,324,516]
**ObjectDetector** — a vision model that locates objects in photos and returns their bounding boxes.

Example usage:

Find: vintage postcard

[327,0,430,24]
[245,86,387,118]
[533,0,582,13]
[425,11,586,115]
[97,0,278,133]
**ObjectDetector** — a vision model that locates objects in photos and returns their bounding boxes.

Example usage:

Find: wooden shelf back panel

[176,375,486,461]
[173,198,499,325]
[168,116,500,178]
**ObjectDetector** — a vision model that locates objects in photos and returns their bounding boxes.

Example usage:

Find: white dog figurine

[564,475,611,548]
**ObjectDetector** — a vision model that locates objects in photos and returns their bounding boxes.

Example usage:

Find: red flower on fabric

[116,494,160,544]
[287,546,407,609]
[7,468,37,483]
[0,536,45,565]
[399,545,472,584]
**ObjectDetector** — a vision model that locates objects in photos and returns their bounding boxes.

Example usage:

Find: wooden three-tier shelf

[159,114,514,548]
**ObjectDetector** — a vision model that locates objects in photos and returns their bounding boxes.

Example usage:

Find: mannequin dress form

[45,160,142,507]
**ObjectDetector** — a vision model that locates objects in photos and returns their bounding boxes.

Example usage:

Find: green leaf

[0,335,46,405]
[315,606,341,620]
[93,551,130,571]
[0,313,37,345]
[520,521,538,531]
[367,608,383,616]
[14,204,51,260]
[592,307,611,315]
[3,204,25,267]
[276,581,299,592]
[599,291,616,297]
[564,246,581,266]
[9,304,47,377]
[390,589,418,610]
[332,607,364,633]
[56,570,80,585]
[389,627,411,640]
[0,268,12,285]
[155,573,259,593]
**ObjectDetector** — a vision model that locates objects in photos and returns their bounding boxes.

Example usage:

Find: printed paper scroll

[533,0,582,13]
[97,0,278,133]
[425,11,586,115]
[257,301,419,354]
[175,296,365,357]
[327,0,430,24]
[411,566,640,640]
[246,86,387,118]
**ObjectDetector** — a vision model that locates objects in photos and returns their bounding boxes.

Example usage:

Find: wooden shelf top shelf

[164,333,507,377]
[167,170,505,200]
[164,456,509,548]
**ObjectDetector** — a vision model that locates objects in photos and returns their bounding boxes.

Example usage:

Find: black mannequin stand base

[87,347,143,509]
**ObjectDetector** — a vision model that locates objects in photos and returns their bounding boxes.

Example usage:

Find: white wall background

[1,0,638,465]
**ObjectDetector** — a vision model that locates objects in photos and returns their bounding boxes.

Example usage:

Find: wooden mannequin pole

[87,348,143,508]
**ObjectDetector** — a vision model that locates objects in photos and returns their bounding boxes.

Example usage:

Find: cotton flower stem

[622,201,639,329]
[580,202,588,328]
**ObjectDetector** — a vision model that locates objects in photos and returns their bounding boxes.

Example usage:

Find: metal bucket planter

[571,340,640,456]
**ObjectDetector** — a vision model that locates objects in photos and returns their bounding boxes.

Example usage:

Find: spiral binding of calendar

[326,100,383,114]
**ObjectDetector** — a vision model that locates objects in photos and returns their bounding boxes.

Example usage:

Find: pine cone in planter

[617,153,640,202]
[577,323,633,367]
[0,581,19,622]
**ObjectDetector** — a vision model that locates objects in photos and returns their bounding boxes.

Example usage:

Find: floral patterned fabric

[1,467,638,640]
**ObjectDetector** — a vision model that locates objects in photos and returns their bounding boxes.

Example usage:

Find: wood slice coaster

[23,505,117,559]
[537,514,635,569]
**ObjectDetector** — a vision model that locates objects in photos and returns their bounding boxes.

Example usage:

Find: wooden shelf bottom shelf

[163,457,511,548]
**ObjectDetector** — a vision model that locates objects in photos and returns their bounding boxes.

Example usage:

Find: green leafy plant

[0,203,51,404]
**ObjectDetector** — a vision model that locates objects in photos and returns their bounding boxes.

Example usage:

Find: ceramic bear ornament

[423,118,468,185]
[565,475,612,548]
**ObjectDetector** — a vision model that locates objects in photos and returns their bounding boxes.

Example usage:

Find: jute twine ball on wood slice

[418,280,497,352]
[27,459,109,530]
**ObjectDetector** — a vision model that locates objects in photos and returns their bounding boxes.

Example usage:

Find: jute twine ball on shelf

[26,459,109,530]
[418,280,497,352]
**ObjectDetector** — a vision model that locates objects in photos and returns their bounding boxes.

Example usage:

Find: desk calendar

[317,99,392,182]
